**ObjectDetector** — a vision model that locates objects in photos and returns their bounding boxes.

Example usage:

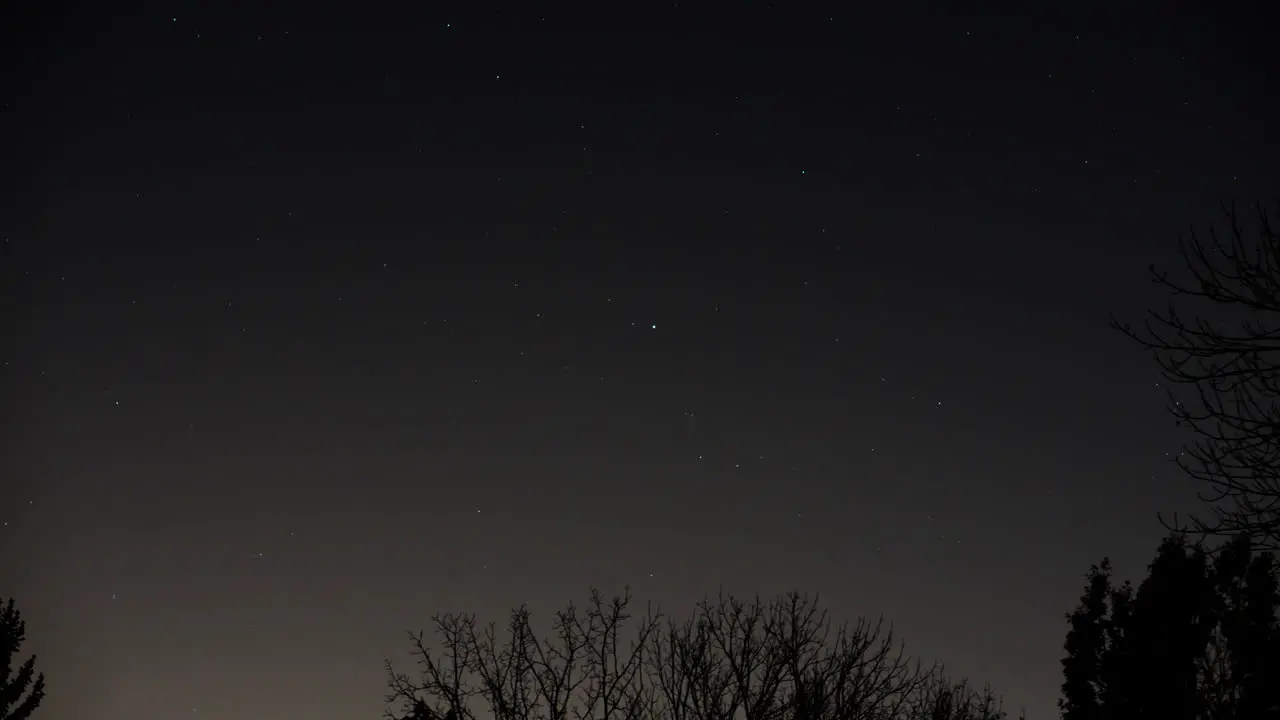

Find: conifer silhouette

[0,598,45,720]
[1060,534,1280,718]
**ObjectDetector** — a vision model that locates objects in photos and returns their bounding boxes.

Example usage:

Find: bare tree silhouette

[384,588,1018,720]
[904,674,1019,720]
[1112,200,1280,549]
[385,588,657,720]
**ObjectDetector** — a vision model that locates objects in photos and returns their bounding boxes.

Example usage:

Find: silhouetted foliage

[0,598,45,720]
[1059,533,1280,719]
[1112,200,1280,548]
[385,588,1021,720]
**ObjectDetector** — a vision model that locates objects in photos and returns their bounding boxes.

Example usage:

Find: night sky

[3,4,1278,719]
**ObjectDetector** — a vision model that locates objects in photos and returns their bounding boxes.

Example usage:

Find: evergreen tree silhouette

[1122,536,1216,719]
[1210,534,1280,718]
[1060,558,1113,720]
[1096,575,1133,716]
[1060,534,1280,719]
[0,598,45,720]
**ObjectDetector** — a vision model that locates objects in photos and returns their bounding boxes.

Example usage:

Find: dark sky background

[3,3,1277,718]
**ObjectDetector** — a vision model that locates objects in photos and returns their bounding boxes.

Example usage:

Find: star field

[2,3,1278,719]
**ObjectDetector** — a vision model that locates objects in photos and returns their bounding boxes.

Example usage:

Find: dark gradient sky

[3,3,1277,719]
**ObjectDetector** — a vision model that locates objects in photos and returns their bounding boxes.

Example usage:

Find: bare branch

[1112,199,1280,549]
[900,671,1014,720]
[385,589,1008,720]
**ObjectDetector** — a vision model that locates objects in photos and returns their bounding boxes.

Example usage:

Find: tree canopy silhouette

[0,598,45,720]
[1112,200,1280,548]
[1059,533,1280,719]
[384,587,1021,720]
